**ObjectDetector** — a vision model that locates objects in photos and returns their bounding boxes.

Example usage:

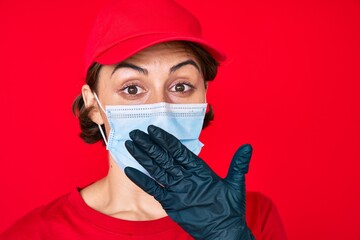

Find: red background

[0,0,359,239]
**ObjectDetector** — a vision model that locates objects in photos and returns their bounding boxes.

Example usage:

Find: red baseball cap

[84,0,226,76]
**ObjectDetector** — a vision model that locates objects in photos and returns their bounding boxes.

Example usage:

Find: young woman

[0,1,287,239]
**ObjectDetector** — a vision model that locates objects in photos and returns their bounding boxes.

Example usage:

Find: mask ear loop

[93,92,108,146]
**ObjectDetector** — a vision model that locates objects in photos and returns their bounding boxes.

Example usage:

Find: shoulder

[247,191,273,205]
[246,191,277,213]
[246,191,277,229]
[0,191,72,239]
[246,191,288,240]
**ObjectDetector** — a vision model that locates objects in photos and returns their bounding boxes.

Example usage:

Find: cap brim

[94,33,226,66]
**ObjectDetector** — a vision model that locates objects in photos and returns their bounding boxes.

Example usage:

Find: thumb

[224,144,253,190]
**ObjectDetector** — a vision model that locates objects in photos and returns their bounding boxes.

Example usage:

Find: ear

[204,81,209,89]
[204,81,209,103]
[81,84,104,125]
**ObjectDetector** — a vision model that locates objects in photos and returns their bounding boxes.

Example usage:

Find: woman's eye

[121,85,144,95]
[170,83,193,92]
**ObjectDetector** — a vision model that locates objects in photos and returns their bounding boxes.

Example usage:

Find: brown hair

[72,41,219,144]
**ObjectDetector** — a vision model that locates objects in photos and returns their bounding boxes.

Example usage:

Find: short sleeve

[246,191,287,240]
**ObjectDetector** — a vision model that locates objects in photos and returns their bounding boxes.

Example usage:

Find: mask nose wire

[92,92,108,146]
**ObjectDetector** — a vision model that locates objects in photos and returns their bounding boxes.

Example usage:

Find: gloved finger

[147,125,203,170]
[125,140,169,184]
[129,129,174,170]
[224,144,253,191]
[126,139,188,187]
[124,167,166,201]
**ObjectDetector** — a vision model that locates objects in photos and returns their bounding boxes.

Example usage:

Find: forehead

[125,42,198,62]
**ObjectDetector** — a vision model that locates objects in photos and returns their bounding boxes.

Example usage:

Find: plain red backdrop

[0,0,359,239]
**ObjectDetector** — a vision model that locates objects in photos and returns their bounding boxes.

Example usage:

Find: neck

[80,154,167,221]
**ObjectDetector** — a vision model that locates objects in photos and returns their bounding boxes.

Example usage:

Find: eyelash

[119,82,145,95]
[170,81,195,93]
[118,81,195,96]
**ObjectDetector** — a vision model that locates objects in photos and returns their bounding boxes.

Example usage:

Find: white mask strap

[93,92,108,146]
[93,92,106,113]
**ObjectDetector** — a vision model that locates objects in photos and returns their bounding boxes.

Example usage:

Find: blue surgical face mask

[93,93,207,177]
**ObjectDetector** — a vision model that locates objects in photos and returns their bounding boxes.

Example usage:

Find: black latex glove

[124,125,255,240]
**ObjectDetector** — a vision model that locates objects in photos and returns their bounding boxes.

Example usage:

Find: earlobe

[81,84,104,125]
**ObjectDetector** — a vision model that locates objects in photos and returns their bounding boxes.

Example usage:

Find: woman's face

[97,42,206,105]
[93,42,207,133]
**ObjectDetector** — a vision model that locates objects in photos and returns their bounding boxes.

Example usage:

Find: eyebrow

[170,60,200,73]
[111,62,148,76]
[111,59,200,76]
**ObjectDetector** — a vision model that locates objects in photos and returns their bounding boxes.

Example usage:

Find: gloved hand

[124,125,255,240]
